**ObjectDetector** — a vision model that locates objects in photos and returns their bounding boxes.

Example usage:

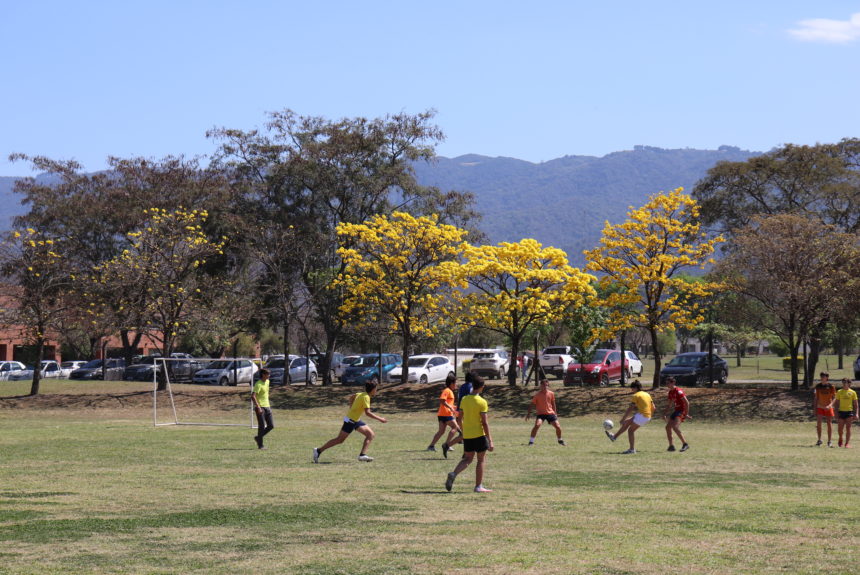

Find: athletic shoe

[845,443,852,449]
[558,439,566,446]
[605,430,616,442]
[828,441,834,448]
[445,472,456,492]
[442,443,450,459]
[622,448,636,454]
[254,436,262,449]
[667,445,676,452]
[358,454,374,462]
[474,485,493,493]
[527,441,534,446]
[838,439,843,447]
[680,443,690,452]
[426,445,436,452]
[312,448,320,464]
[816,439,823,446]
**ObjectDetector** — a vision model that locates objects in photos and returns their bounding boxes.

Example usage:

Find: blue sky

[2,1,859,176]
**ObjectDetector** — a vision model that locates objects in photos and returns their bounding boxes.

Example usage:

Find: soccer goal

[152,356,260,428]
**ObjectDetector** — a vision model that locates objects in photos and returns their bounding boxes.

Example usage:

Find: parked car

[660,352,728,387]
[70,358,127,380]
[388,354,455,384]
[540,346,574,379]
[59,360,87,378]
[192,359,258,386]
[309,352,346,382]
[123,354,204,383]
[340,353,401,386]
[468,350,510,380]
[255,355,318,385]
[624,350,644,377]
[8,360,62,381]
[563,349,628,387]
[0,361,27,381]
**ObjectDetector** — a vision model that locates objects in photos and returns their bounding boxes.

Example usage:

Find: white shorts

[632,413,651,427]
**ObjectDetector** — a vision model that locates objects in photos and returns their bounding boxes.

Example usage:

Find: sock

[528,438,535,444]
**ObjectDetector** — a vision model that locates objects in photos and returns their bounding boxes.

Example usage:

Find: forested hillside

[1,146,758,264]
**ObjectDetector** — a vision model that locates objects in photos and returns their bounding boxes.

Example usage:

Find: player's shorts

[670,409,686,422]
[817,407,835,417]
[537,413,558,423]
[341,418,367,434]
[838,411,855,420]
[463,436,490,453]
[632,413,651,427]
[438,415,455,422]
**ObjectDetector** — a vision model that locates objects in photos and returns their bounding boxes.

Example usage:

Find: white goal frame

[152,356,259,428]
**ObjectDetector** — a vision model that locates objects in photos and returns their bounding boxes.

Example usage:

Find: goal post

[152,356,260,428]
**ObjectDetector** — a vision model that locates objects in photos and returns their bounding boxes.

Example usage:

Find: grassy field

[2,379,859,574]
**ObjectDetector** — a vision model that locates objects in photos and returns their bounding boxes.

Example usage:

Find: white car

[0,361,27,381]
[388,354,454,384]
[469,350,510,380]
[192,359,259,386]
[624,351,643,377]
[8,360,62,381]
[59,360,87,378]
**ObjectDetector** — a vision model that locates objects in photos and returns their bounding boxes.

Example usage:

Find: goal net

[151,356,259,428]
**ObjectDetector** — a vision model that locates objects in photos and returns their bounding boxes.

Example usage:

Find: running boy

[427,374,462,458]
[835,378,858,448]
[663,377,690,452]
[605,380,654,454]
[252,369,274,449]
[313,380,387,463]
[813,372,836,447]
[525,379,565,446]
[445,376,493,493]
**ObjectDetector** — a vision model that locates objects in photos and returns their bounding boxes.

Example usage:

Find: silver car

[192,359,258,386]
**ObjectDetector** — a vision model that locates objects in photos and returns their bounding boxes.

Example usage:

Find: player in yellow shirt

[252,369,273,449]
[427,374,462,457]
[313,380,387,463]
[445,376,493,493]
[604,380,654,454]
[835,378,858,448]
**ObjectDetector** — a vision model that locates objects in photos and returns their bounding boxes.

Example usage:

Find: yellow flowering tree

[336,212,466,384]
[454,239,596,385]
[0,228,72,395]
[585,188,724,387]
[95,208,227,387]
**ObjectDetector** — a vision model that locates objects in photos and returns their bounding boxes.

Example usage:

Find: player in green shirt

[313,380,387,463]
[835,378,858,448]
[445,376,494,493]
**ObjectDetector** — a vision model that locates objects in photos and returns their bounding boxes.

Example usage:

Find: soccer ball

[603,419,614,430]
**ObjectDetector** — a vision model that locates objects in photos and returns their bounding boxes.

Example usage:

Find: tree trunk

[508,335,520,386]
[29,336,45,396]
[649,326,662,389]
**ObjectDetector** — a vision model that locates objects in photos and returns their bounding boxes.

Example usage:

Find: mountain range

[1,146,759,266]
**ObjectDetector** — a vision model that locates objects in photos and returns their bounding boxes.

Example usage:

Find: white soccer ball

[603,419,614,430]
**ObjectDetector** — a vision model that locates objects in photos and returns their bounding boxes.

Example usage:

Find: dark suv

[660,352,728,387]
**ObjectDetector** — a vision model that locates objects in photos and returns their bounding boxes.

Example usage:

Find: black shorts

[670,410,685,421]
[340,419,367,434]
[438,415,455,422]
[463,436,490,453]
[838,411,855,420]
[537,414,558,423]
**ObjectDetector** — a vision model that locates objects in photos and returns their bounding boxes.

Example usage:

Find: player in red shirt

[664,377,690,452]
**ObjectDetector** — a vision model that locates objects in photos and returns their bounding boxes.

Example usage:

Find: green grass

[2,382,860,574]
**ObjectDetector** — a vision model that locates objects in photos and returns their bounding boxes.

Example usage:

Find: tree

[716,213,860,389]
[0,228,72,395]
[585,188,724,387]
[95,208,228,388]
[336,212,467,383]
[453,238,595,386]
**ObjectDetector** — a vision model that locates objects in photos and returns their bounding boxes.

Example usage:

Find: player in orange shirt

[525,379,565,446]
[427,374,462,458]
[813,372,837,447]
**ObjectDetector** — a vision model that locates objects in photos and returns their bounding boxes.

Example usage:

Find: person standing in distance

[525,379,565,446]
[813,372,836,447]
[835,378,858,448]
[313,380,387,463]
[252,369,274,449]
[663,377,690,452]
[427,374,462,458]
[605,380,654,454]
[445,376,494,493]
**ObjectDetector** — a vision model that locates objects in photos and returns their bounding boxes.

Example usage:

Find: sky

[2,1,859,176]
